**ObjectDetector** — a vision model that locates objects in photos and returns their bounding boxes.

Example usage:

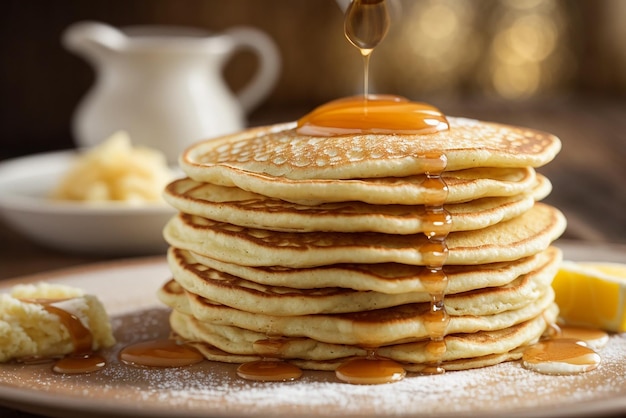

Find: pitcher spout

[62,21,126,63]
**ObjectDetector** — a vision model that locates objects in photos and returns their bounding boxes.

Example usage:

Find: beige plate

[1,239,625,418]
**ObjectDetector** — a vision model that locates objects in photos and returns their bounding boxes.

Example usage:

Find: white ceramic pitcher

[63,21,281,163]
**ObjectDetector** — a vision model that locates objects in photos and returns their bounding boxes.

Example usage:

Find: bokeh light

[373,0,576,100]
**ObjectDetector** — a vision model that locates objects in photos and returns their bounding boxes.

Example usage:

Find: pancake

[158,279,556,347]
[167,246,560,316]
[183,246,562,294]
[163,174,551,234]
[298,351,531,372]
[183,337,529,372]
[163,202,566,268]
[382,302,557,369]
[168,303,557,370]
[177,166,538,206]
[181,118,561,180]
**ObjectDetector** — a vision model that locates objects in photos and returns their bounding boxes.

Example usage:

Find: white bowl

[0,150,176,255]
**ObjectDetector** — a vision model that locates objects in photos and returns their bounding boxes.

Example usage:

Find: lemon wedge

[552,261,626,332]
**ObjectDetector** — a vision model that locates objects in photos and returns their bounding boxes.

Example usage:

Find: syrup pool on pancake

[296,95,449,137]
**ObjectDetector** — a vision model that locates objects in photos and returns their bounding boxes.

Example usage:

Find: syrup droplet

[422,209,452,239]
[344,0,390,53]
[344,0,390,96]
[522,338,601,375]
[237,360,303,382]
[252,337,293,357]
[119,339,204,367]
[53,354,106,374]
[420,267,448,295]
[296,95,449,137]
[335,357,406,384]
[420,239,449,267]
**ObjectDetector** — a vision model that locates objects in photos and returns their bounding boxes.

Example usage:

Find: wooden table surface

[1,97,625,418]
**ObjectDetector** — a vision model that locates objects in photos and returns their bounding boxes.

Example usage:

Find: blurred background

[0,0,625,244]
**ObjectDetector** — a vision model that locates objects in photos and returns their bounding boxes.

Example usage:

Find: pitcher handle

[224,27,281,113]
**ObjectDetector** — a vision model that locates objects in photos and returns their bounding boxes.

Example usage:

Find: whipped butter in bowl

[0,132,177,255]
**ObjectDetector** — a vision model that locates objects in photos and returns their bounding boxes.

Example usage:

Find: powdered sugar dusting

[1,307,625,418]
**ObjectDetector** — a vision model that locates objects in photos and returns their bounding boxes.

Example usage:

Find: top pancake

[181,117,561,182]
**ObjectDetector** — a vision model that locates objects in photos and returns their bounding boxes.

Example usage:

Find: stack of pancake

[158,115,566,373]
